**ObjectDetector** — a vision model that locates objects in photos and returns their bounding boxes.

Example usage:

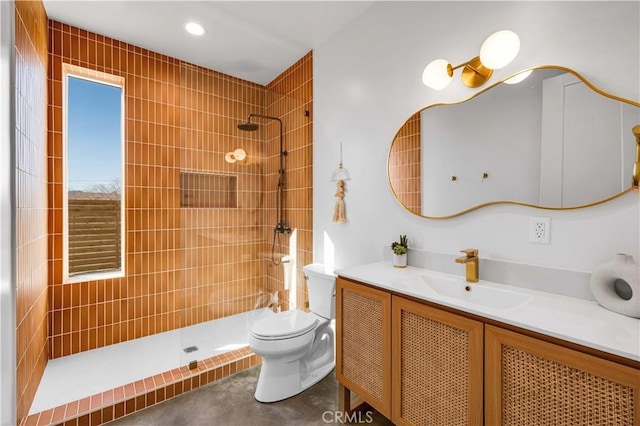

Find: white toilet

[249,263,336,403]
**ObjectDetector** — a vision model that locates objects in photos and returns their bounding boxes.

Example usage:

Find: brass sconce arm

[450,57,494,88]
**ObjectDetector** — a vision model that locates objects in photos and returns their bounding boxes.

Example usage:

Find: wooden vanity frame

[336,276,640,425]
[485,325,640,425]
[336,277,392,417]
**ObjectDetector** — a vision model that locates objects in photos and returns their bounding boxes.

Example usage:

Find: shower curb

[22,346,261,426]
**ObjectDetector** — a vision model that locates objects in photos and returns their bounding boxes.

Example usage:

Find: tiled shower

[15,1,313,422]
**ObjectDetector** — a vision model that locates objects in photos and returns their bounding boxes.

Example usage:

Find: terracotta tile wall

[264,53,313,310]
[48,20,184,358]
[15,0,49,422]
[47,21,314,359]
[389,112,421,214]
[177,61,268,326]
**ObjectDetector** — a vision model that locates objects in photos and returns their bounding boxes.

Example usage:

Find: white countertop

[336,262,640,362]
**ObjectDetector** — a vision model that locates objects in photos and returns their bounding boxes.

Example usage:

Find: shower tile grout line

[23,346,260,426]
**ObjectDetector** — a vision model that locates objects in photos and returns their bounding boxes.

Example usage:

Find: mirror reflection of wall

[422,69,555,216]
[388,113,421,213]
[388,67,640,218]
[540,73,638,207]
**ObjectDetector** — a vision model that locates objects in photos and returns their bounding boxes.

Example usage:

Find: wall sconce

[225,148,246,164]
[422,30,520,90]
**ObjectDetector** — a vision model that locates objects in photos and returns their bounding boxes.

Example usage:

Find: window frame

[62,64,125,283]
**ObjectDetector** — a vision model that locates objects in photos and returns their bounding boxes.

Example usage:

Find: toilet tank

[303,264,336,319]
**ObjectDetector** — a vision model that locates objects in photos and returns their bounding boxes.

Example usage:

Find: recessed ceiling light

[185,22,205,36]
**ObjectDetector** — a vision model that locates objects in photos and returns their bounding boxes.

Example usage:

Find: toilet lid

[251,310,318,340]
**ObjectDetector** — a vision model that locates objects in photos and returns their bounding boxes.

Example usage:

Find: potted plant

[391,234,408,268]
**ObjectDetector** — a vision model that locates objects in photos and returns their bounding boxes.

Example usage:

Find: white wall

[313,1,640,273]
[0,1,16,424]
[422,74,542,216]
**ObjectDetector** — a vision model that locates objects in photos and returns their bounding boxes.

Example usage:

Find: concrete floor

[107,366,393,426]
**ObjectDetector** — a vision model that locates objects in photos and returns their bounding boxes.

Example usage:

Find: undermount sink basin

[419,273,532,310]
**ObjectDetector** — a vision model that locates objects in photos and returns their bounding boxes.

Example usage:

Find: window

[63,65,124,282]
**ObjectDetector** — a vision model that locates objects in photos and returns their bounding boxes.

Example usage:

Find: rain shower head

[237,121,259,132]
[238,113,283,132]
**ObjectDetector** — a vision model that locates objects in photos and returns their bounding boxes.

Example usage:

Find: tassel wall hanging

[330,143,351,224]
[333,180,346,223]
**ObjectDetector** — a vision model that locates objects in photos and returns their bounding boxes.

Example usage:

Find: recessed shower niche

[180,172,238,209]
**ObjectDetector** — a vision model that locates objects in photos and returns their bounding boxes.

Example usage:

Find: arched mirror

[388,65,640,218]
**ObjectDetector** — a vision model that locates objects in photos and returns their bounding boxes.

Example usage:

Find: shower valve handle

[274,223,291,234]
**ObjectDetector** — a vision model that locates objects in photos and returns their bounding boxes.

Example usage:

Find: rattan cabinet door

[391,296,484,426]
[485,325,640,426]
[336,277,392,418]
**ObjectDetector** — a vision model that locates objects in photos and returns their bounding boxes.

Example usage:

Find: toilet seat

[251,310,318,341]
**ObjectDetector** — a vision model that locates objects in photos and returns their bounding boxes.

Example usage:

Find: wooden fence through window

[68,199,121,275]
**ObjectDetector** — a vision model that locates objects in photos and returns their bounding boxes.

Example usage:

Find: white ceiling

[42,0,375,85]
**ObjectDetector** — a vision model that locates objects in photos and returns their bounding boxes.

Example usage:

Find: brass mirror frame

[388,65,640,219]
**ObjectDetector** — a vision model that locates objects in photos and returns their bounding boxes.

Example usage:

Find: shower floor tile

[30,309,271,414]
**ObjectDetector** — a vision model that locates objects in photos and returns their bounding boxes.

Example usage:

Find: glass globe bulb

[422,59,453,90]
[504,70,532,85]
[480,30,520,70]
[233,148,246,161]
[224,152,236,164]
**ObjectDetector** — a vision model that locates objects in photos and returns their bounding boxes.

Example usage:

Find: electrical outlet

[529,217,550,244]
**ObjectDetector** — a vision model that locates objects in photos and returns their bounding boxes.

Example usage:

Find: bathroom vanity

[335,263,640,426]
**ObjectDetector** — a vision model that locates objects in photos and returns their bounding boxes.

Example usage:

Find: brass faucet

[455,249,479,282]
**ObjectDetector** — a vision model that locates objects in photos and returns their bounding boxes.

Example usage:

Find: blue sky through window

[67,76,122,192]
